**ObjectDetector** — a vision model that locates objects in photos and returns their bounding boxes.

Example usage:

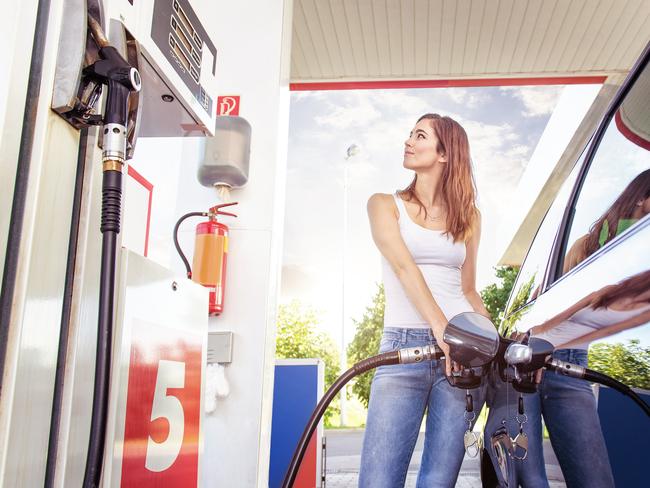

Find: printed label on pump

[217,95,240,115]
[121,319,202,486]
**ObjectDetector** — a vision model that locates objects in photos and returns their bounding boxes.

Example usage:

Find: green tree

[347,284,385,408]
[479,266,519,327]
[275,301,341,426]
[588,340,650,389]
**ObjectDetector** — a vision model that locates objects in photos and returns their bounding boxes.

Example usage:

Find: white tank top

[534,304,650,349]
[382,193,473,329]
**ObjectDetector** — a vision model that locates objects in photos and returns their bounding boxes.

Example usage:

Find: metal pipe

[87,15,109,48]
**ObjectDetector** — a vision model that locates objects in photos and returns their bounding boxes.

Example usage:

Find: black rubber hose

[281,350,401,488]
[173,211,208,278]
[282,346,445,488]
[584,368,650,417]
[83,169,122,488]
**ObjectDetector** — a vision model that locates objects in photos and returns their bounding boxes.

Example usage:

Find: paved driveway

[323,429,565,488]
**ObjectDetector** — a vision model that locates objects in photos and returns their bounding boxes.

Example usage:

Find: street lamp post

[340,144,359,427]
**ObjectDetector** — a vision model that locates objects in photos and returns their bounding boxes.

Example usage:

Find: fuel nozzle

[84,15,141,164]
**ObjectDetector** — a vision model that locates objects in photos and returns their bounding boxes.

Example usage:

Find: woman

[358,113,491,488]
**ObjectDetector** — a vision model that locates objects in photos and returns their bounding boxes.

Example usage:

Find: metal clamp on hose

[546,358,587,379]
[399,344,443,364]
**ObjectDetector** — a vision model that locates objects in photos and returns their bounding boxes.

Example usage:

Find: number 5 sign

[120,319,203,486]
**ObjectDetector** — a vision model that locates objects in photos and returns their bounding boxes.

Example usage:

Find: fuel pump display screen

[151,0,216,116]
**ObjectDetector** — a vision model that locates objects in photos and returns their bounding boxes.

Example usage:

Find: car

[483,41,650,488]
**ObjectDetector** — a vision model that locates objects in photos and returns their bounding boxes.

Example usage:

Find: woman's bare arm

[461,211,491,319]
[530,287,614,336]
[557,308,650,349]
[367,193,453,374]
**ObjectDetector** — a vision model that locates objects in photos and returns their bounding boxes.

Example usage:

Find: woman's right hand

[432,326,454,376]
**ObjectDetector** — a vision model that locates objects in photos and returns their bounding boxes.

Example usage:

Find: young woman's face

[403,119,447,170]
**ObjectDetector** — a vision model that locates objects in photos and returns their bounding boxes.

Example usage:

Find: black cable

[173,211,208,278]
[0,0,52,392]
[83,169,122,488]
[44,128,89,487]
[584,368,650,417]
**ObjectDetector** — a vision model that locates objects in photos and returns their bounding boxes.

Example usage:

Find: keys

[464,430,480,458]
[463,393,480,458]
[512,430,528,460]
[511,411,529,460]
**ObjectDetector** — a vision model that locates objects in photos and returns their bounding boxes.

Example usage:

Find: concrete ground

[322,429,566,488]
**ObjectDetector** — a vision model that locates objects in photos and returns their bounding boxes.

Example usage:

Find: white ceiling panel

[290,0,650,84]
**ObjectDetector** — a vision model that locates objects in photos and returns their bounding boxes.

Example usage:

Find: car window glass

[557,62,650,278]
[504,154,584,318]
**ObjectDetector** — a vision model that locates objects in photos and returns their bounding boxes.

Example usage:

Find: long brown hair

[592,270,650,309]
[582,169,650,257]
[398,113,478,242]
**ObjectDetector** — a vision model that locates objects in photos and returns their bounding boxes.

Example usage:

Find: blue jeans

[485,349,614,488]
[359,328,486,488]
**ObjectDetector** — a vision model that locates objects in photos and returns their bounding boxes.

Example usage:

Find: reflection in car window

[502,154,585,329]
[532,270,650,349]
[559,61,650,277]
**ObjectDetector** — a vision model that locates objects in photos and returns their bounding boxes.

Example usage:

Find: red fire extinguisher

[174,202,237,315]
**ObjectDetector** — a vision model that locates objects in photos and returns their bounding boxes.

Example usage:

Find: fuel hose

[546,358,650,417]
[281,344,443,488]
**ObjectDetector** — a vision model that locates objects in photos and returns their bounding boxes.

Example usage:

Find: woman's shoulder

[368,192,396,203]
[367,193,399,218]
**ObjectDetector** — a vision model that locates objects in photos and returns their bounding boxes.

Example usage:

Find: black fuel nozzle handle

[84,16,141,162]
[84,46,141,126]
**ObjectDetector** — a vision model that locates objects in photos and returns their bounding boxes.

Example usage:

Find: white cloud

[501,86,562,117]
[314,95,381,129]
[291,90,329,102]
[446,88,488,109]
[369,90,431,113]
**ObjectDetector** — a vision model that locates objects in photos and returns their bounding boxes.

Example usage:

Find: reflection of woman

[506,272,650,488]
[359,114,490,487]
[533,270,650,348]
[563,169,650,273]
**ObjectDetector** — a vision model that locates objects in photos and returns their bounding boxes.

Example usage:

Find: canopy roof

[290,0,650,89]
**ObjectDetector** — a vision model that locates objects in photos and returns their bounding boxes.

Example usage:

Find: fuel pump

[174,202,238,315]
[22,0,220,486]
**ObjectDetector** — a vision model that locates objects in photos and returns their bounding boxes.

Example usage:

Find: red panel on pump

[295,434,318,487]
[121,319,203,486]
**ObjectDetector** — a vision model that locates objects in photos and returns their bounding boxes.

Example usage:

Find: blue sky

[281,85,565,344]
